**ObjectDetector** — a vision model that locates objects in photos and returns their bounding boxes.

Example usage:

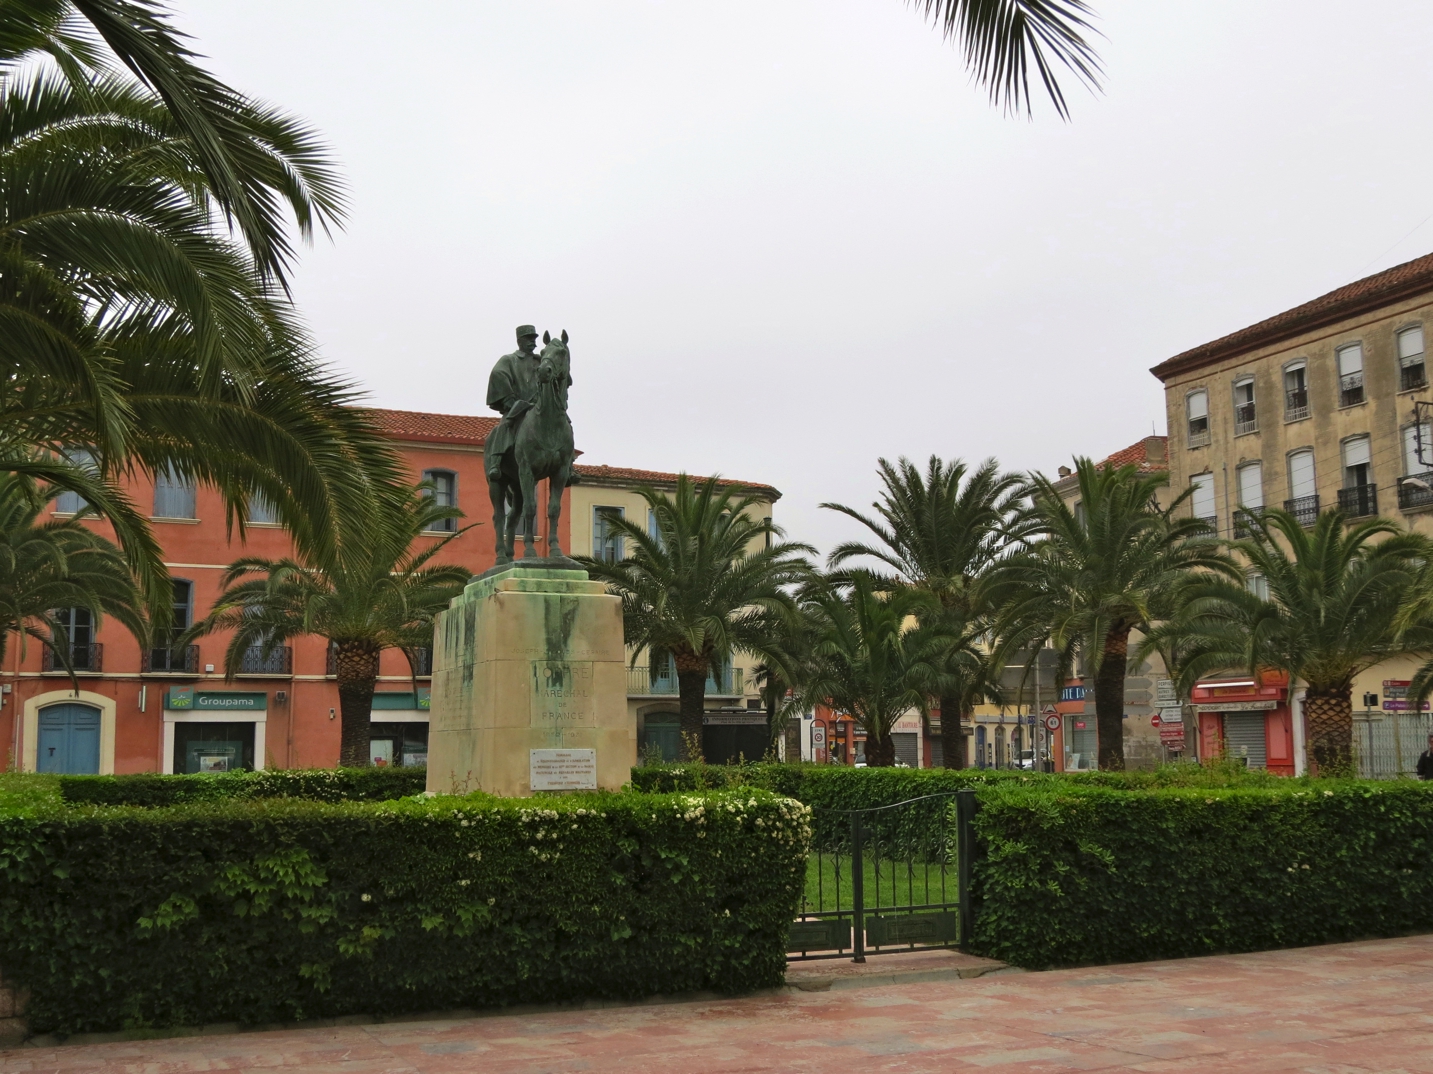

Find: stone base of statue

[426,564,632,797]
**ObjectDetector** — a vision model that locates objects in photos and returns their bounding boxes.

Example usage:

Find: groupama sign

[165,688,267,711]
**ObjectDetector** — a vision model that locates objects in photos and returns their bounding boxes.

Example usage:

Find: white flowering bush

[0,788,810,1035]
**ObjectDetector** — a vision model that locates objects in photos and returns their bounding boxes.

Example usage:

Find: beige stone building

[568,466,779,762]
[1148,252,1433,774]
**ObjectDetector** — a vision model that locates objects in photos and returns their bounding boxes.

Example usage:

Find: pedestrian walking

[1417,734,1433,780]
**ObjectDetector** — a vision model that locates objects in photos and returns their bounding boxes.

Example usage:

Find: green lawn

[801,850,956,915]
[0,772,62,814]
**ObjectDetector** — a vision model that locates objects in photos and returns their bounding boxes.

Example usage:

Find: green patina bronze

[485,325,578,565]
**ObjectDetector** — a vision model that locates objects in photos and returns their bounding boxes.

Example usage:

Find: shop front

[1190,672,1294,776]
[370,689,430,767]
[163,688,266,773]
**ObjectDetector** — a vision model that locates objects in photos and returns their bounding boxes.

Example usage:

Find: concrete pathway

[4,935,1433,1072]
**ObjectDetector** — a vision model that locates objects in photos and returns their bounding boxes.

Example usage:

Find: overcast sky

[174,0,1433,557]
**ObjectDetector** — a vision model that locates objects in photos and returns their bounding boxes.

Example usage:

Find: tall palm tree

[2,0,344,285]
[1150,509,1432,777]
[0,72,399,604]
[794,575,959,767]
[580,476,815,760]
[995,457,1235,770]
[186,485,472,767]
[0,471,145,680]
[823,456,1023,768]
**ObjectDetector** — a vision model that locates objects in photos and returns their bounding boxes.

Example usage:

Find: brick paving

[4,935,1433,1072]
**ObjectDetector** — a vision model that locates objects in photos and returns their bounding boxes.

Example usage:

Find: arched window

[1286,449,1317,526]
[1399,325,1426,391]
[1283,360,1309,421]
[1233,376,1256,435]
[1186,390,1210,447]
[1191,472,1216,528]
[1337,343,1365,407]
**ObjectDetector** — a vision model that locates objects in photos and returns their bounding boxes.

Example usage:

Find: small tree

[187,484,471,767]
[794,575,959,767]
[1151,508,1431,776]
[581,475,814,759]
[995,458,1234,770]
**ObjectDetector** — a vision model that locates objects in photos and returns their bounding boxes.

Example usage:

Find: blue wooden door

[37,704,101,774]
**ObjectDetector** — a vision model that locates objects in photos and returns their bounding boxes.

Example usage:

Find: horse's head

[538,329,570,384]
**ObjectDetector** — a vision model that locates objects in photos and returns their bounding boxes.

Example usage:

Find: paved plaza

[4,935,1433,1073]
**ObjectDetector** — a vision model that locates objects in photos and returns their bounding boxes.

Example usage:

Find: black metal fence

[788,789,976,962]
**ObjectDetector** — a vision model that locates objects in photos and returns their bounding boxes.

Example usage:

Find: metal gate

[1353,711,1433,779]
[787,789,975,962]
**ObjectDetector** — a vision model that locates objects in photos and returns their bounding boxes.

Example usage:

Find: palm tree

[0,471,145,680]
[1150,509,1432,777]
[794,575,959,767]
[580,476,815,760]
[186,485,472,767]
[995,457,1235,770]
[0,72,399,603]
[822,456,1023,768]
[3,0,344,285]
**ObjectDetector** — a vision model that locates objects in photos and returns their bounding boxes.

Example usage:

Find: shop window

[173,721,255,773]
[422,470,457,532]
[1399,325,1427,391]
[369,721,429,767]
[1337,343,1365,407]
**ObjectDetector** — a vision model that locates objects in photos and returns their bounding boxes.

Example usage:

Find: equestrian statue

[484,324,577,565]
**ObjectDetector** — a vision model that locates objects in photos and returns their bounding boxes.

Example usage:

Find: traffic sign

[1044,714,1061,731]
[1151,715,1161,727]
[1042,705,1057,716]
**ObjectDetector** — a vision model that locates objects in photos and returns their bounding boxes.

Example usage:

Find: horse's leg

[518,462,538,559]
[547,464,569,559]
[488,477,510,565]
[504,479,522,561]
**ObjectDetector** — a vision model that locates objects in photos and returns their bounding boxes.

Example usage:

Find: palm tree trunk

[1305,685,1354,777]
[939,695,967,769]
[1095,627,1131,771]
[334,640,380,768]
[865,724,896,766]
[673,648,708,761]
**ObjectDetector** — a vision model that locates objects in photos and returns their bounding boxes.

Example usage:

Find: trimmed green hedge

[59,767,427,807]
[0,789,809,1034]
[971,781,1433,969]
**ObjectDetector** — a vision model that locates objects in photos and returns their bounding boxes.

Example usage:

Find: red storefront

[1190,671,1295,776]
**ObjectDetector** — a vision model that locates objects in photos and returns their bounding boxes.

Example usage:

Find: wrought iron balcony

[143,643,199,674]
[1398,472,1433,511]
[42,643,102,673]
[1233,508,1264,539]
[1284,388,1309,422]
[1339,371,1364,407]
[237,645,292,675]
[1283,494,1320,528]
[626,665,744,696]
[1337,484,1378,519]
[1234,402,1257,436]
[1403,363,1428,392]
[1194,515,1218,534]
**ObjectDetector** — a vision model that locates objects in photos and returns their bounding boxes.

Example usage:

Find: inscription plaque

[531,660,596,732]
[530,748,597,790]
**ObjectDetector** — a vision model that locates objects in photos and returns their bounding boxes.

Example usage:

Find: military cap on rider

[515,324,537,339]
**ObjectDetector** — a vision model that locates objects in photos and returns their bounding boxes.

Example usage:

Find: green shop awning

[371,689,430,711]
[166,688,267,711]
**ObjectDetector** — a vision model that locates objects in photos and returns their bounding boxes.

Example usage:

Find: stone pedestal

[426,564,632,796]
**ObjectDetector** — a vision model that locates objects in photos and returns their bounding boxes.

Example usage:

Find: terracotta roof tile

[1150,250,1433,380]
[575,464,781,500]
[1100,436,1168,473]
[364,408,498,445]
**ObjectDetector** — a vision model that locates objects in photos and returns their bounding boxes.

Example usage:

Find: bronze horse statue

[490,330,575,564]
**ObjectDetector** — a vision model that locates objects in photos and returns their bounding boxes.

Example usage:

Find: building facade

[5,408,774,775]
[1148,252,1433,773]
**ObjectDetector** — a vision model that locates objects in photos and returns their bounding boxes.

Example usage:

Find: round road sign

[1044,714,1061,731]
[1151,714,1162,727]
